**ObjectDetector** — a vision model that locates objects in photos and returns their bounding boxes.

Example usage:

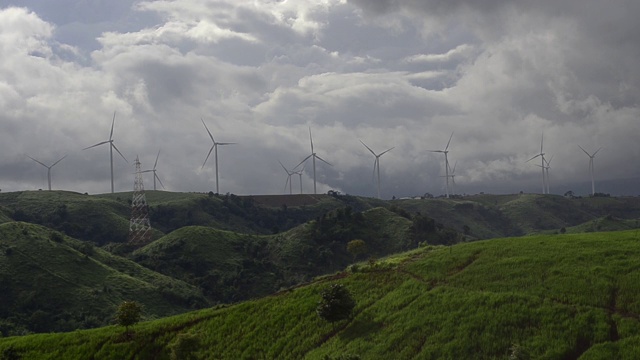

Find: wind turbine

[83,111,128,193]
[26,155,67,191]
[526,133,546,194]
[278,160,295,195]
[448,161,457,195]
[295,127,331,194]
[579,145,602,196]
[141,150,165,191]
[536,155,553,194]
[293,164,305,194]
[201,119,236,194]
[360,140,394,199]
[430,132,454,198]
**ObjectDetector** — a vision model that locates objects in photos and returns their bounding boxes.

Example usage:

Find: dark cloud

[0,1,639,197]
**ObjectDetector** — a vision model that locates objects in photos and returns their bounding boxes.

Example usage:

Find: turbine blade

[154,150,160,169]
[202,145,215,168]
[26,155,47,168]
[309,127,314,153]
[83,141,109,150]
[278,160,289,174]
[51,155,67,167]
[111,143,128,163]
[295,154,313,169]
[155,173,165,189]
[379,147,394,157]
[217,142,236,145]
[315,154,332,166]
[540,133,544,153]
[578,145,590,156]
[593,147,602,157]
[445,132,454,151]
[284,176,290,192]
[546,155,554,166]
[359,140,376,156]
[201,118,215,143]
[110,111,116,140]
[451,161,457,174]
[526,154,541,162]
[372,159,377,181]
[429,150,444,153]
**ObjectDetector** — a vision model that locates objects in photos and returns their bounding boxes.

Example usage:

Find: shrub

[115,301,142,336]
[316,284,356,323]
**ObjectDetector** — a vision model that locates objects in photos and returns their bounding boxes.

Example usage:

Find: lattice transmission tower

[129,156,152,245]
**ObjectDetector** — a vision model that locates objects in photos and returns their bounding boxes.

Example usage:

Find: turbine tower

[26,155,67,191]
[293,164,305,194]
[430,132,454,198]
[579,145,602,196]
[278,160,295,195]
[201,119,236,194]
[526,134,546,194]
[360,140,394,199]
[129,156,152,245]
[448,161,457,195]
[83,111,128,193]
[141,150,164,191]
[296,127,331,194]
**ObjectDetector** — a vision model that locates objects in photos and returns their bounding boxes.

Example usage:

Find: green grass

[0,222,208,335]
[3,230,640,359]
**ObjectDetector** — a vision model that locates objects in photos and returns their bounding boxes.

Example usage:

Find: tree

[347,239,367,261]
[316,284,356,323]
[115,301,142,336]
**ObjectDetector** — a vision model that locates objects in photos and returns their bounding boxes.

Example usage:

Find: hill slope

[0,222,209,335]
[131,207,435,303]
[3,230,640,359]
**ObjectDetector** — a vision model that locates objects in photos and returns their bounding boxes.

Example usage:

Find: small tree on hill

[316,284,356,324]
[116,301,142,337]
[347,239,367,261]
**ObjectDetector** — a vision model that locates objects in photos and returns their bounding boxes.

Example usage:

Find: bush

[115,301,142,336]
[316,284,356,323]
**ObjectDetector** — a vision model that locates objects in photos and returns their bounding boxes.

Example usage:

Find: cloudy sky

[1,0,639,198]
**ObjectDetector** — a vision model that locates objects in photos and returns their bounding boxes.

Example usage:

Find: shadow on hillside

[339,314,384,341]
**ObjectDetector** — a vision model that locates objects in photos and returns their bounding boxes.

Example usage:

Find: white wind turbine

[360,140,394,199]
[448,161,458,195]
[83,111,128,193]
[293,164,305,194]
[26,155,67,191]
[141,150,165,191]
[526,134,547,194]
[201,119,236,194]
[278,160,295,195]
[430,132,454,198]
[296,127,331,194]
[579,145,602,196]
[535,155,553,194]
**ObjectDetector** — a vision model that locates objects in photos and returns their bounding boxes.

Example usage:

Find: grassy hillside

[0,222,208,336]
[131,207,439,304]
[2,230,640,359]
[393,194,640,238]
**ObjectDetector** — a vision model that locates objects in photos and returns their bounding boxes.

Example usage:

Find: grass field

[2,230,640,359]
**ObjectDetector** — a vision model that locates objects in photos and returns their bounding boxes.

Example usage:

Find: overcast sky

[1,0,639,198]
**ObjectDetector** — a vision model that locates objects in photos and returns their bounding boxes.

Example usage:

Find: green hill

[0,222,209,336]
[2,230,640,359]
[131,207,444,304]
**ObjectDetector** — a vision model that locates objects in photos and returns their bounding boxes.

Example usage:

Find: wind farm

[10,114,624,199]
[360,140,394,199]
[26,155,67,191]
[579,145,602,196]
[141,150,165,191]
[82,112,128,194]
[201,119,236,195]
[527,134,548,194]
[430,132,454,198]
[295,127,331,195]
